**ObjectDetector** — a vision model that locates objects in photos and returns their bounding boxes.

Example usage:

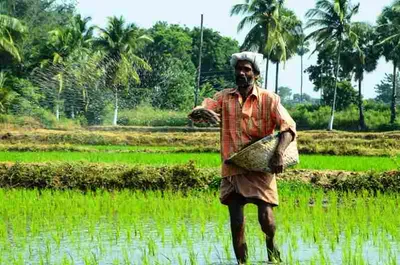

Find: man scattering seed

[188,51,296,264]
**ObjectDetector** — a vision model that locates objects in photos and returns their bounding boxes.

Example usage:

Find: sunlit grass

[0,151,399,171]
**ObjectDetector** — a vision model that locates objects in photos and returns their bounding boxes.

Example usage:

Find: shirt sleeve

[199,91,223,114]
[271,94,297,140]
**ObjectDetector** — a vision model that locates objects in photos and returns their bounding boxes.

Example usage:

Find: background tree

[37,15,93,120]
[376,3,400,124]
[231,0,285,89]
[269,7,302,93]
[139,22,195,110]
[95,16,152,125]
[10,0,76,73]
[375,73,400,104]
[0,71,12,112]
[0,3,26,64]
[296,30,310,102]
[293,92,312,103]
[191,27,239,90]
[341,22,379,130]
[305,0,360,130]
[277,85,292,103]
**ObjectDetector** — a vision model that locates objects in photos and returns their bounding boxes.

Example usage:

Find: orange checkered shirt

[201,85,297,177]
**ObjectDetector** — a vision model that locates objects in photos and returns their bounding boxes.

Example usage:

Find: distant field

[1,129,400,156]
[0,151,399,172]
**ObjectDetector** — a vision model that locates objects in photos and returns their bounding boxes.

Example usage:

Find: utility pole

[194,14,204,108]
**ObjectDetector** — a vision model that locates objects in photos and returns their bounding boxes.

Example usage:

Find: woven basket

[227,133,299,173]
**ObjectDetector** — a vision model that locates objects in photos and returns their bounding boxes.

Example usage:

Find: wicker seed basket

[227,133,299,173]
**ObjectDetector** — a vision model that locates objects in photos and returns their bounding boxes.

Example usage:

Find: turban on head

[230,52,264,74]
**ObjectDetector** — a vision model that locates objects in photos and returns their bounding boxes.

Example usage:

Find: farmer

[188,51,296,264]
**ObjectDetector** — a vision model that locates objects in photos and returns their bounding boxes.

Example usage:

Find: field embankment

[1,129,400,156]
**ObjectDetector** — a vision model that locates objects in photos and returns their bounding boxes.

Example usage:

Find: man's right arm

[188,91,223,124]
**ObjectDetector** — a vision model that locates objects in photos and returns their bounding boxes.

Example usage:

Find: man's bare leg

[257,202,281,263]
[228,198,247,264]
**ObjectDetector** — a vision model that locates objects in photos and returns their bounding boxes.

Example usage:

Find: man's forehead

[235,60,254,69]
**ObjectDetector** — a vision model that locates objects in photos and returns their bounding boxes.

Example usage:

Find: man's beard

[235,75,254,87]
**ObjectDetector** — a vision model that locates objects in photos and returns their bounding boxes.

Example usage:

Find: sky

[76,0,395,99]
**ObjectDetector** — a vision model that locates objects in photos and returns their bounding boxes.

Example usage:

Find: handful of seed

[188,108,220,125]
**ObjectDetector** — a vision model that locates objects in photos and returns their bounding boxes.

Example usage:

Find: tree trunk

[358,78,366,130]
[264,25,269,90]
[328,41,342,131]
[56,93,60,121]
[113,89,118,126]
[300,54,304,102]
[265,57,269,89]
[390,61,397,124]
[56,104,60,120]
[71,105,75,119]
[275,62,279,94]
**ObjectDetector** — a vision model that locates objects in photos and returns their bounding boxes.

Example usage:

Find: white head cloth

[230,52,264,74]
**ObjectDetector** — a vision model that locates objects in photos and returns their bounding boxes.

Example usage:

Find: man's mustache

[236,76,248,82]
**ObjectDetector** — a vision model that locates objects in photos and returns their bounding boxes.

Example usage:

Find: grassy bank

[0,162,400,192]
[1,129,400,157]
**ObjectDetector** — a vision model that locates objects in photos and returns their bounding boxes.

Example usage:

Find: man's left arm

[269,96,296,174]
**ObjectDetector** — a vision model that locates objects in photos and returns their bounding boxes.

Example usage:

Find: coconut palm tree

[376,3,400,124]
[94,16,152,125]
[0,71,12,113]
[0,6,26,62]
[305,0,360,131]
[296,30,310,102]
[40,15,94,120]
[269,7,302,93]
[230,0,286,89]
[342,22,378,130]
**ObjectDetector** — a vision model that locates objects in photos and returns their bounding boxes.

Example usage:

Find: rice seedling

[0,186,398,264]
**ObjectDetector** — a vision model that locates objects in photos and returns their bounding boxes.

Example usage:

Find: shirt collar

[229,85,260,99]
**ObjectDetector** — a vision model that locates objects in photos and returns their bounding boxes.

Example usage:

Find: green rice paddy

[1,130,400,264]
[1,186,398,264]
[0,151,398,172]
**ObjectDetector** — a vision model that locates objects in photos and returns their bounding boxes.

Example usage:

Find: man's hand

[269,151,284,174]
[268,131,294,174]
[188,107,220,125]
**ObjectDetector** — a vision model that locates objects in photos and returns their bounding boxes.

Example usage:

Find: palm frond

[237,15,258,32]
[230,3,250,16]
[137,34,154,43]
[0,36,21,61]
[377,33,400,46]
[0,14,26,33]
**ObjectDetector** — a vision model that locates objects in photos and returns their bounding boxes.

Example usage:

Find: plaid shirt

[201,85,296,177]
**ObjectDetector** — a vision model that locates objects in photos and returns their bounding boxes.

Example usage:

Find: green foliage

[0,13,26,62]
[290,103,400,130]
[321,80,358,110]
[376,4,400,64]
[191,27,239,89]
[1,0,400,131]
[140,23,196,110]
[374,73,400,104]
[278,86,292,103]
[150,58,195,111]
[11,0,76,71]
[292,93,312,103]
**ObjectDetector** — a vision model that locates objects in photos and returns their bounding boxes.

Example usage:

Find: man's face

[235,60,258,88]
